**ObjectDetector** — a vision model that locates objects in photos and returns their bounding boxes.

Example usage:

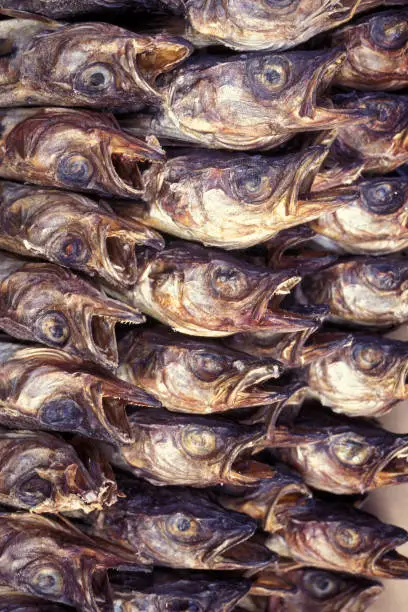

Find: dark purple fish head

[184,0,363,51]
[113,408,272,486]
[112,572,252,612]
[0,256,145,368]
[333,92,408,173]
[300,256,408,327]
[310,176,408,254]
[267,500,408,578]
[161,48,365,150]
[0,107,164,198]
[0,182,164,286]
[278,405,408,493]
[307,334,408,416]
[133,243,322,336]
[254,568,383,612]
[118,326,288,413]
[332,9,408,90]
[18,20,191,108]
[95,478,272,571]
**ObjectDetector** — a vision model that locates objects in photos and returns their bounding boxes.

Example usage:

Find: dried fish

[0,107,164,198]
[0,587,70,611]
[120,49,367,151]
[0,11,191,109]
[0,182,164,287]
[332,9,408,91]
[117,146,357,249]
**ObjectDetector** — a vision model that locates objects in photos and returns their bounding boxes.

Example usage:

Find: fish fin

[0,8,62,27]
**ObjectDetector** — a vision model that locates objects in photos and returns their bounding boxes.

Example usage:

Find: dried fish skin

[0,182,163,287]
[119,146,357,250]
[117,326,293,414]
[0,13,191,109]
[332,9,408,91]
[0,428,117,513]
[0,340,159,443]
[276,405,408,493]
[0,513,138,611]
[331,92,408,174]
[0,586,70,611]
[89,476,272,571]
[125,242,325,337]
[0,107,164,198]
[265,498,408,578]
[310,176,408,255]
[120,49,368,151]
[108,408,272,487]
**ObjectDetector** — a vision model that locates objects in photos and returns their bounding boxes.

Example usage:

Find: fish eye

[40,398,84,429]
[17,474,52,507]
[332,436,372,467]
[361,180,406,215]
[36,311,70,346]
[181,425,218,458]
[29,565,64,596]
[231,165,271,203]
[57,153,93,187]
[211,265,250,300]
[303,570,340,600]
[334,526,362,550]
[351,343,386,372]
[75,63,114,95]
[366,100,397,133]
[371,17,408,50]
[56,234,90,266]
[365,262,402,291]
[167,600,201,612]
[249,56,291,97]
[189,350,227,382]
[165,514,200,541]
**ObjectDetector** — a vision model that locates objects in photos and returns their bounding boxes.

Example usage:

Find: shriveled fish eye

[303,570,340,599]
[75,63,114,95]
[211,265,250,300]
[364,262,402,291]
[361,180,406,215]
[17,475,52,507]
[371,17,408,50]
[29,565,64,596]
[55,234,90,266]
[334,526,362,550]
[189,350,227,382]
[366,100,398,132]
[36,311,70,346]
[40,398,84,429]
[167,600,202,612]
[351,343,386,371]
[165,514,200,541]
[249,57,291,97]
[231,165,271,203]
[332,436,372,467]
[181,425,218,458]
[57,154,93,187]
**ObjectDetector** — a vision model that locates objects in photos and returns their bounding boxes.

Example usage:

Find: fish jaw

[370,437,408,488]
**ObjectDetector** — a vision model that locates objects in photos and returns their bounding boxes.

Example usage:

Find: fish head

[185,0,362,50]
[3,108,164,198]
[119,327,285,412]
[280,500,408,578]
[24,22,191,107]
[332,9,408,89]
[140,243,319,335]
[122,409,270,486]
[1,260,144,368]
[0,183,163,286]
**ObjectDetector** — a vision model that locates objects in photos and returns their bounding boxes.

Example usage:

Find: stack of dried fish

[0,1,404,611]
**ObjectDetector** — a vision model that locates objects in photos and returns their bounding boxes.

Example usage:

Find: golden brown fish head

[18,20,191,108]
[136,243,323,336]
[306,334,408,416]
[0,182,164,286]
[332,9,408,90]
[118,408,270,486]
[0,429,116,513]
[163,48,366,150]
[333,92,408,173]
[185,0,363,51]
[118,326,289,412]
[0,107,164,198]
[0,258,145,368]
[272,500,408,578]
[300,256,408,327]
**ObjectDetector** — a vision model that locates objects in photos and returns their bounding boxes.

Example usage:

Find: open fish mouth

[371,529,408,578]
[206,536,275,571]
[263,482,312,533]
[227,362,288,408]
[81,562,114,612]
[288,146,330,215]
[345,581,384,612]
[372,442,408,488]
[222,431,276,484]
[101,131,164,198]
